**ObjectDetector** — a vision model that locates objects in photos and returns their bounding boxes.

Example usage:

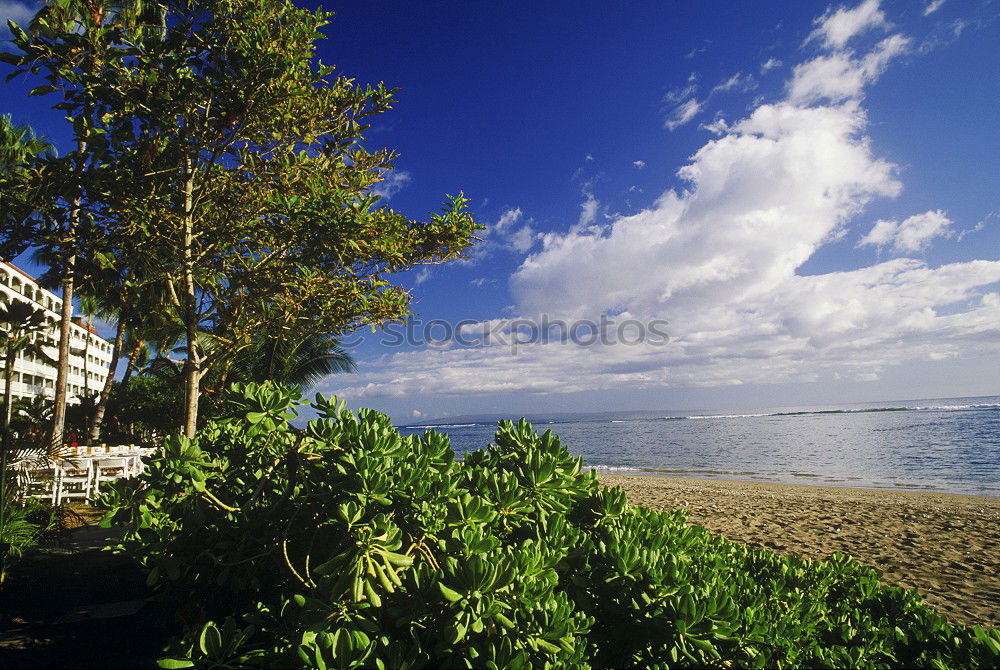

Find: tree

[79,0,478,437]
[0,301,57,456]
[75,292,98,397]
[108,0,476,436]
[0,113,55,456]
[5,0,480,438]
[217,332,355,390]
[1,0,163,450]
[0,114,50,168]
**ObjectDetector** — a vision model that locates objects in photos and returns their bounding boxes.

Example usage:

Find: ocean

[398,395,1000,497]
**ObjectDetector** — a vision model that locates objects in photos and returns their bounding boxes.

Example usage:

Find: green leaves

[101,386,1000,669]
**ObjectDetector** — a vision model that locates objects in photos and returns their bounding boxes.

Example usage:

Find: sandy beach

[600,474,1000,629]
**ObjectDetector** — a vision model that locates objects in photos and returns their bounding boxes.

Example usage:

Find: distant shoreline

[601,473,1000,629]
[395,393,1000,428]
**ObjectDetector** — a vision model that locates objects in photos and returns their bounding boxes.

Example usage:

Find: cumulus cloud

[577,193,600,229]
[858,210,953,252]
[507,225,538,253]
[633,160,646,169]
[325,1,1000,402]
[513,100,902,319]
[787,34,910,104]
[806,0,888,50]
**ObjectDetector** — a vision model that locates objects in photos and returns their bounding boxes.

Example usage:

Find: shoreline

[596,470,1000,500]
[600,473,1000,629]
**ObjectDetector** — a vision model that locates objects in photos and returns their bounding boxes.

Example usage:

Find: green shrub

[101,382,1000,669]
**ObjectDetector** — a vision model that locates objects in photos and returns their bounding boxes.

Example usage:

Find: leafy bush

[101,383,1000,669]
[0,496,58,585]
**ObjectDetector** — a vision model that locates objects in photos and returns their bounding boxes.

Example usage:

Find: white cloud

[469,277,489,287]
[923,0,945,17]
[576,193,600,230]
[685,44,708,59]
[464,206,539,257]
[760,57,783,74]
[508,225,538,253]
[701,117,730,135]
[663,81,697,105]
[493,207,522,234]
[806,0,888,50]
[858,210,953,252]
[414,268,431,285]
[0,0,37,33]
[326,2,1000,403]
[664,72,756,131]
[787,34,910,104]
[514,99,902,319]
[370,170,411,201]
[633,160,646,169]
[665,98,703,130]
[711,72,755,95]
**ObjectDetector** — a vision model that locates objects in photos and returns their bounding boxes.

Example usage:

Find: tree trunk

[121,336,144,386]
[181,158,200,438]
[87,302,129,445]
[82,320,91,397]
[50,138,85,455]
[50,249,74,455]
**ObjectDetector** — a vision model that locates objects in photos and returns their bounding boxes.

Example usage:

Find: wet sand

[600,474,1000,629]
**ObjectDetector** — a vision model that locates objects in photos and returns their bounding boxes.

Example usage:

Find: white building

[1,261,113,404]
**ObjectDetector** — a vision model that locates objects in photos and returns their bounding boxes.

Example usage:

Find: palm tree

[0,115,50,172]
[1,298,58,455]
[222,333,356,390]
[77,293,99,398]
[13,0,165,452]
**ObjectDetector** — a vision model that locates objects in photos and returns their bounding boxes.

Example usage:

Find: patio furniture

[57,460,93,504]
[24,465,60,504]
[94,456,131,484]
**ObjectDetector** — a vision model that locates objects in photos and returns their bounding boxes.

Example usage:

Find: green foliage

[2,0,481,436]
[101,383,999,669]
[221,333,356,390]
[0,496,56,585]
[103,375,185,445]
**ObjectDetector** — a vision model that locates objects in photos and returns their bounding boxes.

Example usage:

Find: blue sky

[3,0,998,420]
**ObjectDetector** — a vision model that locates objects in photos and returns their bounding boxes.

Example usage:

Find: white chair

[93,457,131,493]
[24,465,60,504]
[57,459,93,504]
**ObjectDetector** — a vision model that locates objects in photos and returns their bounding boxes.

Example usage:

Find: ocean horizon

[397,394,1000,497]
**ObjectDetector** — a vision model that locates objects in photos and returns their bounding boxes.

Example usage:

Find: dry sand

[600,474,1000,629]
